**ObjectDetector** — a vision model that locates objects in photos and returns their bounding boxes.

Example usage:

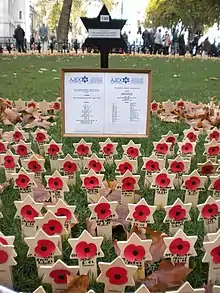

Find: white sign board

[61,69,151,137]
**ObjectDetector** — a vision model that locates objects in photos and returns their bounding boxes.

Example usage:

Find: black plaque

[81,5,127,68]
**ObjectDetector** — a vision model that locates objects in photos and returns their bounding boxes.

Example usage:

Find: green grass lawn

[0,54,220,292]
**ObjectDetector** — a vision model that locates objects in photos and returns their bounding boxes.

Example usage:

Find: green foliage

[145,0,220,37]
[47,1,63,31]
[101,0,117,11]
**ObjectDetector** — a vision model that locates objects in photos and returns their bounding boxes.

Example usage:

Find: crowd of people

[1,24,220,58]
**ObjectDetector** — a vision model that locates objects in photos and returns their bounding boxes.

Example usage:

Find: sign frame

[61,68,152,138]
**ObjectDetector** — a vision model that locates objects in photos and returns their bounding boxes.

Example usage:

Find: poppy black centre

[90,180,94,184]
[218,251,220,256]
[185,147,188,150]
[21,178,26,183]
[177,244,183,250]
[151,164,155,169]
[130,150,134,153]
[49,226,55,231]
[107,148,110,151]
[93,164,97,167]
[26,210,32,215]
[52,148,55,152]
[139,211,144,216]
[59,214,65,217]
[114,274,121,280]
[7,159,11,163]
[82,148,85,152]
[176,211,181,216]
[54,181,58,186]
[208,208,213,213]
[124,166,128,170]
[59,275,65,280]
[161,179,166,184]
[176,164,180,169]
[33,165,37,169]
[41,246,47,251]
[133,250,139,256]
[68,164,72,169]
[84,247,90,253]
[127,182,131,186]
[101,209,106,214]
[192,181,196,185]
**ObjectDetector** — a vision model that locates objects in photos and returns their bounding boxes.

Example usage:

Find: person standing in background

[163,31,171,55]
[39,23,48,52]
[13,25,25,53]
[154,28,163,54]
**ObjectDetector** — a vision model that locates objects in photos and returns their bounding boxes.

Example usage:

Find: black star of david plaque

[81,5,127,68]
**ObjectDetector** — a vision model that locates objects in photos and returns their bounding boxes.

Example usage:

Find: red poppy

[28,102,36,109]
[35,132,46,143]
[122,177,136,191]
[214,179,220,190]
[13,131,23,142]
[34,239,56,258]
[181,143,193,154]
[49,270,70,284]
[3,155,15,169]
[0,142,6,153]
[155,173,170,188]
[201,203,218,219]
[94,202,112,220]
[127,147,139,159]
[0,237,8,245]
[0,250,8,264]
[48,144,60,156]
[119,162,132,175]
[145,160,160,172]
[21,205,39,221]
[76,144,89,156]
[209,131,220,141]
[208,146,219,156]
[155,143,168,154]
[133,205,150,221]
[63,161,77,174]
[177,101,184,108]
[16,145,28,156]
[166,136,176,147]
[42,219,63,236]
[186,132,197,142]
[48,177,63,191]
[75,241,97,259]
[88,160,102,173]
[124,244,145,262]
[53,102,61,111]
[201,165,214,175]
[103,143,114,155]
[151,102,158,111]
[170,161,184,173]
[55,208,72,222]
[106,267,128,285]
[169,238,190,255]
[168,205,186,221]
[84,176,99,190]
[28,160,42,173]
[185,176,201,190]
[211,246,220,264]
[15,174,30,189]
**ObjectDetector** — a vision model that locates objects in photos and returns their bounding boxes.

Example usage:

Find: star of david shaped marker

[168,155,191,174]
[165,281,205,293]
[47,199,78,234]
[115,155,138,174]
[0,243,17,268]
[83,153,105,173]
[68,229,104,278]
[206,127,220,142]
[39,259,79,293]
[38,100,50,115]
[126,198,156,228]
[121,140,141,160]
[0,232,16,257]
[33,286,46,293]
[14,99,26,111]
[204,140,220,162]
[13,139,32,158]
[23,153,46,174]
[35,210,68,236]
[135,285,151,293]
[161,100,175,113]
[163,229,197,267]
[81,5,126,67]
[183,126,200,142]
[14,194,44,236]
[12,127,29,142]
[97,256,137,293]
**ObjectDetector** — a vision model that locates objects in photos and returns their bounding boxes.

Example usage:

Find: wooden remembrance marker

[81,4,127,68]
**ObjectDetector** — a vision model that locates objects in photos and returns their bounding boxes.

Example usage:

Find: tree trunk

[57,0,73,43]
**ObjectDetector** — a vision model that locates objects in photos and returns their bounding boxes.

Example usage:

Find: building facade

[0,0,31,41]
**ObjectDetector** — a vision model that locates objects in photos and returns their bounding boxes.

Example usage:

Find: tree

[47,1,63,31]
[70,0,87,38]
[145,0,220,40]
[101,0,117,12]
[57,0,73,43]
